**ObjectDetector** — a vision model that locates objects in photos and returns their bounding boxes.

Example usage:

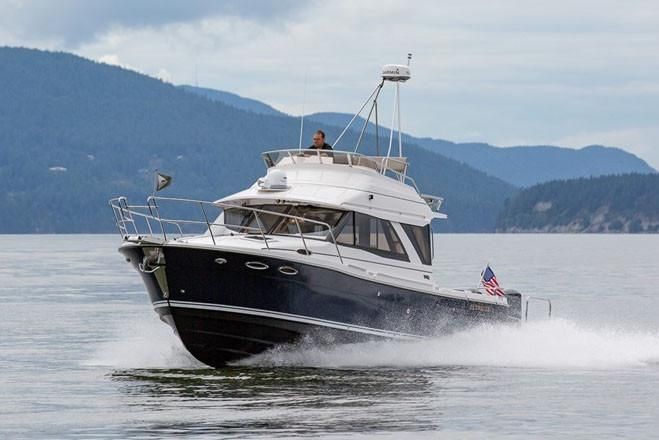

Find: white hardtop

[215,149,444,226]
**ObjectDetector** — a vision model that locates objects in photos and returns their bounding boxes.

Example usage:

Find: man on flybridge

[308,130,333,150]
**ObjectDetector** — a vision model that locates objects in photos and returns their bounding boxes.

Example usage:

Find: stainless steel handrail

[524,296,552,321]
[110,198,184,238]
[109,196,344,264]
[383,168,419,192]
[261,149,408,179]
[111,199,266,238]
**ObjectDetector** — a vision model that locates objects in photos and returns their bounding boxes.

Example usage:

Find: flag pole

[152,169,158,199]
[475,261,489,291]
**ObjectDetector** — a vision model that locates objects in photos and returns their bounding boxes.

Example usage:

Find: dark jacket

[308,143,333,150]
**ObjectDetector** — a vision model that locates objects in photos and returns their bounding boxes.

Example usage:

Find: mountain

[496,173,659,233]
[175,84,654,189]
[179,85,285,116]
[0,47,516,233]
[307,112,656,187]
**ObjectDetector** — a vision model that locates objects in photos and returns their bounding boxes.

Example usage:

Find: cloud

[0,0,305,47]
[156,68,173,83]
[97,53,136,70]
[1,0,658,166]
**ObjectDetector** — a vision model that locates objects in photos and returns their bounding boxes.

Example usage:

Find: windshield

[224,204,290,234]
[223,204,345,238]
[272,206,345,238]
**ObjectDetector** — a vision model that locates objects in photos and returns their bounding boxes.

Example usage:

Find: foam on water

[239,319,659,369]
[87,315,659,370]
[84,317,203,369]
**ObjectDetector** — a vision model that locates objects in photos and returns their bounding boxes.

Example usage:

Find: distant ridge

[307,112,656,187]
[181,86,655,188]
[163,91,657,186]
[180,85,285,117]
[496,173,659,233]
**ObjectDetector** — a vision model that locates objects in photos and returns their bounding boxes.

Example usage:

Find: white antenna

[385,85,397,163]
[399,53,411,157]
[397,81,402,157]
[298,74,308,150]
[381,55,412,171]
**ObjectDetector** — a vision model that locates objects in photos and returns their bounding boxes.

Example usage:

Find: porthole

[278,266,298,276]
[245,261,269,271]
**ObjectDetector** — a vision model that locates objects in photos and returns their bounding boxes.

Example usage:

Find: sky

[2,0,659,168]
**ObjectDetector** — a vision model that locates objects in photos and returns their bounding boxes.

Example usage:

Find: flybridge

[257,149,446,219]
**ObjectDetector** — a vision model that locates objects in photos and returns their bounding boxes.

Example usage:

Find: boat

[109,60,523,368]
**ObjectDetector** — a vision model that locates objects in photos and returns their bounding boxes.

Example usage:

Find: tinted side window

[402,223,432,265]
[335,212,355,245]
[334,212,408,261]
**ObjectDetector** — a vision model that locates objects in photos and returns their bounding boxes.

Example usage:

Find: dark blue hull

[120,244,521,367]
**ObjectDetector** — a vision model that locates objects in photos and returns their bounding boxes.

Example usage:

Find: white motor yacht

[110,61,522,367]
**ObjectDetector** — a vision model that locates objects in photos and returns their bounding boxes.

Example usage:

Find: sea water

[1,234,658,439]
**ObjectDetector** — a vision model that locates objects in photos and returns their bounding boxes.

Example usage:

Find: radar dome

[381,64,411,82]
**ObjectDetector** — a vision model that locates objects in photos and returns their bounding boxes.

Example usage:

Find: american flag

[481,265,505,296]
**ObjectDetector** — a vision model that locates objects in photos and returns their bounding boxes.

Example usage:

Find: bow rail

[109,196,344,264]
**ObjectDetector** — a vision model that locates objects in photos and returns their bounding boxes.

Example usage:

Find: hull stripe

[153,300,424,341]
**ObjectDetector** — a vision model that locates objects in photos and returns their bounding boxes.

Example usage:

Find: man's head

[312,130,326,148]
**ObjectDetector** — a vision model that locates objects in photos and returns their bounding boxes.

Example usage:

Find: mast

[333,56,412,168]
[381,56,412,176]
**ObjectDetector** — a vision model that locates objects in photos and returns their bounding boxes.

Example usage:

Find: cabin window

[335,212,356,245]
[273,206,345,238]
[334,212,408,261]
[225,204,347,237]
[401,223,432,265]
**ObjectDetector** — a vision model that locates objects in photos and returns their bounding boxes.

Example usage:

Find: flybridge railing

[261,149,411,184]
[108,196,344,264]
[261,149,445,212]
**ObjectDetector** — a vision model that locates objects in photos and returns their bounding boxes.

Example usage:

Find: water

[1,234,659,439]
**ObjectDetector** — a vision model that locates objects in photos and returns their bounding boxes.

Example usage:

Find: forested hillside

[0,47,516,233]
[179,85,284,116]
[496,174,659,232]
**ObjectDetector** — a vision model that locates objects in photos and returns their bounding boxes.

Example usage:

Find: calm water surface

[1,234,658,439]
